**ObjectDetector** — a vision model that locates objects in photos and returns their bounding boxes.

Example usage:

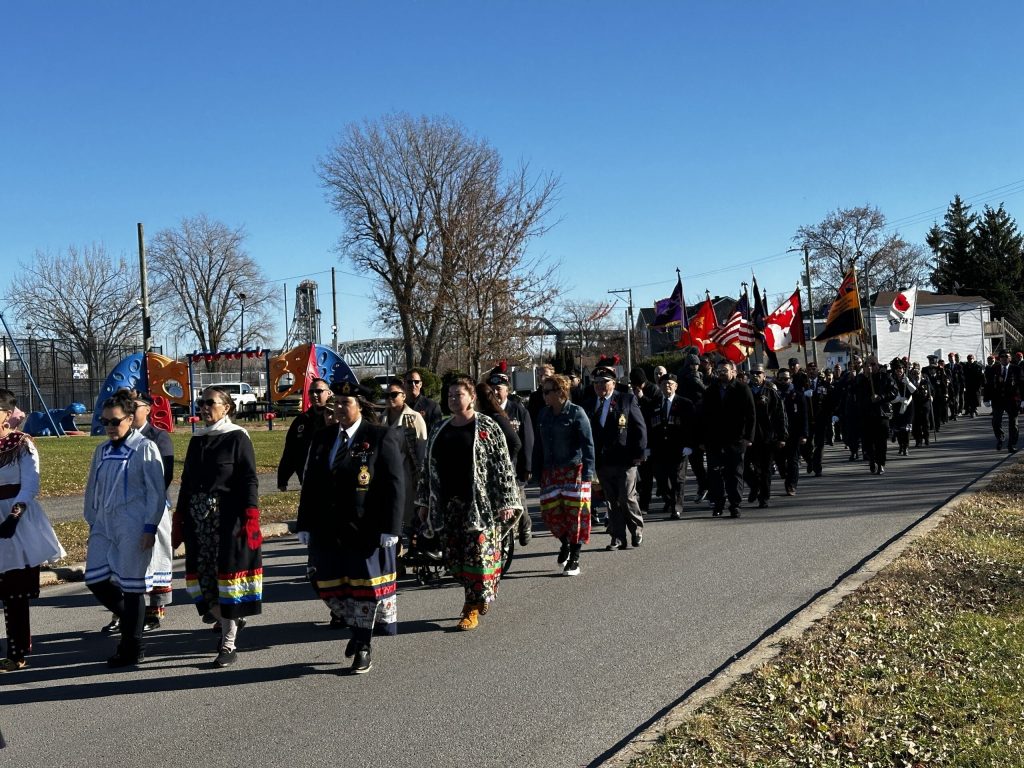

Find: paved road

[1,414,1010,767]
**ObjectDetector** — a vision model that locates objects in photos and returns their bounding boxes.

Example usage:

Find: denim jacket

[537,401,595,481]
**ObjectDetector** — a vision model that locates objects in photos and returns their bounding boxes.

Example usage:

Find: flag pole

[907,301,916,364]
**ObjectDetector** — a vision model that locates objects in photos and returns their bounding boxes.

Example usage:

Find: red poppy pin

[479,429,489,440]
[358,442,371,452]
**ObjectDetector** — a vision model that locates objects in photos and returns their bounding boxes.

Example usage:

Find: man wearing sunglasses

[278,378,334,492]
[403,369,442,430]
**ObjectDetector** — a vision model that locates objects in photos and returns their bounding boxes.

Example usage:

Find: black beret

[330,380,373,398]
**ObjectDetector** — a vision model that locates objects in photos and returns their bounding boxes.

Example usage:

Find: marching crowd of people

[0,345,1014,675]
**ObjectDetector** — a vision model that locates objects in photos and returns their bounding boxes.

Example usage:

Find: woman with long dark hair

[415,377,521,631]
[0,388,65,672]
[173,386,262,668]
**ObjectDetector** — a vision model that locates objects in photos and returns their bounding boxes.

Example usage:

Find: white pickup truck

[199,382,258,411]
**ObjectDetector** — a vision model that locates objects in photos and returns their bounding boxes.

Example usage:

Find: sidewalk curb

[602,454,1018,767]
[38,521,295,587]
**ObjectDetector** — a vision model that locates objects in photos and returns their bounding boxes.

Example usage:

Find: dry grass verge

[632,462,1024,767]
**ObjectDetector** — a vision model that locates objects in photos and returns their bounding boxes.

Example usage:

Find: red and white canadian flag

[764,290,805,351]
[888,286,918,332]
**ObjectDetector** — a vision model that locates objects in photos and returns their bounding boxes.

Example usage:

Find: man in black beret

[649,374,696,519]
[487,364,534,545]
[589,356,647,549]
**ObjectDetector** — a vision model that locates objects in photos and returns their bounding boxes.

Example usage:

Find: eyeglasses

[385,392,403,399]
[405,379,423,385]
[199,399,226,407]
[309,388,330,396]
[99,416,129,427]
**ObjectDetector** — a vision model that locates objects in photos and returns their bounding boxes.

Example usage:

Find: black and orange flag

[814,268,863,341]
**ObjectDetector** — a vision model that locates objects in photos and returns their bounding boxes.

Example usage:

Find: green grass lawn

[50,490,299,565]
[631,462,1024,767]
[31,422,291,497]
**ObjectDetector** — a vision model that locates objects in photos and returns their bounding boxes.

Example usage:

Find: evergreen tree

[973,204,1024,325]
[927,195,978,293]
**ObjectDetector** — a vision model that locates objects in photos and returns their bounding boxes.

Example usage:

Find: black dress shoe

[729,507,740,518]
[869,461,877,474]
[107,647,144,668]
[669,511,681,520]
[101,616,121,634]
[351,648,372,674]
[213,648,238,668]
[605,539,627,551]
[877,465,886,475]
[143,617,160,632]
[631,532,643,547]
[711,509,723,517]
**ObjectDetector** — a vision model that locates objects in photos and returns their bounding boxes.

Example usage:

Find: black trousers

[707,443,746,512]
[653,455,687,515]
[743,442,774,501]
[688,448,708,496]
[863,417,890,466]
[775,437,803,489]
[636,460,655,511]
[992,401,1019,447]
[89,579,145,652]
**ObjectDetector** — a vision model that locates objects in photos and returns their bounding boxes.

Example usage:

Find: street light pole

[238,292,247,381]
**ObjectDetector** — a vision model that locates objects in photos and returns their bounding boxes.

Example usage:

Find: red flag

[300,343,319,411]
[764,290,805,351]
[677,297,719,353]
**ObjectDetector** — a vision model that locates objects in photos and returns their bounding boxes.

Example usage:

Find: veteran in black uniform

[744,364,786,508]
[589,356,648,550]
[983,349,1023,452]
[803,361,834,477]
[487,364,535,546]
[699,360,756,518]
[649,374,696,519]
[296,380,405,675]
[857,356,900,474]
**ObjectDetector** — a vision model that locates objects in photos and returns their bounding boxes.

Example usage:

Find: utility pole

[608,287,634,375]
[137,223,153,352]
[238,293,246,381]
[803,244,817,367]
[282,283,289,349]
[331,267,339,351]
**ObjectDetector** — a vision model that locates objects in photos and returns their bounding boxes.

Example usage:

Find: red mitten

[240,507,262,549]
[171,508,184,549]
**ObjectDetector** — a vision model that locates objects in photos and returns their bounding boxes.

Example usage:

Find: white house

[870,292,1002,364]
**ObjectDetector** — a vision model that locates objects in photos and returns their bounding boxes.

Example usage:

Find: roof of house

[872,291,992,309]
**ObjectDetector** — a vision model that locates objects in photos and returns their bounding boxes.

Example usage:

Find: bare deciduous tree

[318,112,561,371]
[3,244,141,377]
[556,300,618,371]
[146,214,278,367]
[795,205,930,300]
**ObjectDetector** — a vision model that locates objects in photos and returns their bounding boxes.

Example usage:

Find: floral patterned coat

[415,412,522,534]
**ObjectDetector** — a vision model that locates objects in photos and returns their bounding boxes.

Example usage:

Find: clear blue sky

[3,1,1022,349]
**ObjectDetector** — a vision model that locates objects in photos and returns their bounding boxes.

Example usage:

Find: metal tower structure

[287,280,321,347]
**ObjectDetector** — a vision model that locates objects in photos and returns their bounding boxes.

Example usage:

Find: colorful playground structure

[82,343,357,436]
